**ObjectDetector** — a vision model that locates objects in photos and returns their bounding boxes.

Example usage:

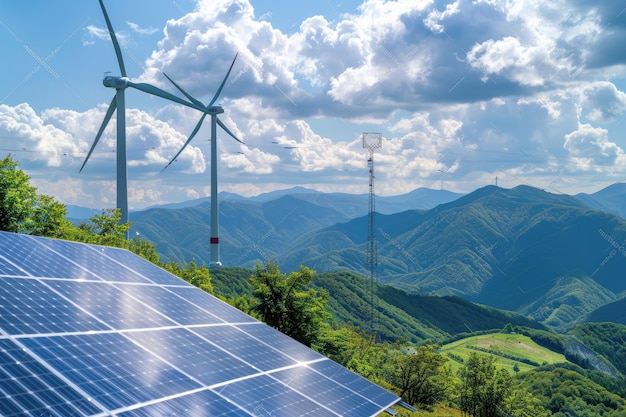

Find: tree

[0,155,35,232]
[389,345,450,407]
[250,262,329,346]
[0,155,73,236]
[506,388,550,417]
[458,353,512,417]
[165,260,214,294]
[77,208,130,241]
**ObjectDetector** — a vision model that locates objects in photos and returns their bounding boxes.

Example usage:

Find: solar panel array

[0,231,400,416]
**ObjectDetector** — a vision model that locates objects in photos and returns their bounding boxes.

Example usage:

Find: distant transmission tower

[362,132,382,335]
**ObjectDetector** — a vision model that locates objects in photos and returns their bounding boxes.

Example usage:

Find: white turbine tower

[80,0,206,237]
[161,54,243,267]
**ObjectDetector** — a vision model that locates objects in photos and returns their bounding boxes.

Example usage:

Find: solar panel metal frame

[0,231,400,416]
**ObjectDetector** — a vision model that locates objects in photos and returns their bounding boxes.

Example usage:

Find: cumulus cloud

[0,103,80,168]
[563,123,625,171]
[578,82,626,123]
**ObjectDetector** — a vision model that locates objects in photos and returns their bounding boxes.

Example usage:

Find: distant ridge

[575,182,626,219]
[67,186,463,220]
[127,186,461,266]
[280,185,626,330]
[586,297,626,325]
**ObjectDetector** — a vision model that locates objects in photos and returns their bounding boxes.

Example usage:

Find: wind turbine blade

[162,72,205,108]
[98,0,126,77]
[80,96,117,172]
[208,52,238,106]
[217,117,244,144]
[127,81,204,111]
[161,113,208,172]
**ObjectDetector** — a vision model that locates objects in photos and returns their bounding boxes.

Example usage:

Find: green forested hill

[517,365,626,416]
[210,267,545,343]
[570,322,626,377]
[127,188,459,267]
[280,185,626,331]
[130,196,350,266]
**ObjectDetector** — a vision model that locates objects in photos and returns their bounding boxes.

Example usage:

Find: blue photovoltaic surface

[126,327,258,386]
[238,322,326,363]
[273,365,381,417]
[44,280,177,330]
[193,325,298,372]
[0,233,101,280]
[32,236,151,283]
[0,253,26,276]
[218,374,338,417]
[169,285,258,323]
[0,338,102,416]
[0,278,109,335]
[309,359,400,409]
[0,231,400,416]
[21,332,201,411]
[113,283,224,326]
[90,244,183,285]
[116,389,248,417]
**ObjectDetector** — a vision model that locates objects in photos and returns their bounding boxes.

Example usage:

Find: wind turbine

[80,0,206,236]
[161,53,243,266]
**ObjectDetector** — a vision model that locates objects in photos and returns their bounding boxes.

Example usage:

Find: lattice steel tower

[362,132,382,335]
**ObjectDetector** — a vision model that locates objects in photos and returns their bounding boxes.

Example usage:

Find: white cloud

[84,25,112,42]
[222,146,279,174]
[424,1,460,34]
[563,123,626,172]
[127,21,159,36]
[578,82,626,124]
[0,103,80,168]
[467,36,551,86]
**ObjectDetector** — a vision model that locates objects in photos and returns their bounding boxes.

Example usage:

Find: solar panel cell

[237,323,325,363]
[113,283,223,325]
[32,236,150,282]
[0,234,101,280]
[0,254,26,276]
[44,280,176,330]
[169,286,258,323]
[0,278,109,335]
[273,365,378,417]
[0,338,102,416]
[21,333,201,410]
[310,359,400,409]
[193,324,297,371]
[127,327,258,386]
[116,389,249,417]
[219,374,338,417]
[0,397,24,416]
[90,244,183,285]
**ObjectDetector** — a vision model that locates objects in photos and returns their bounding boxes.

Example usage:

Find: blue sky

[2,0,626,210]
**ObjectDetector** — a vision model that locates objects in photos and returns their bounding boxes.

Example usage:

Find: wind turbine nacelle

[103,75,129,89]
[207,105,224,114]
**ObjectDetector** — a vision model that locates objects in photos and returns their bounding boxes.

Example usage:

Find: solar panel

[0,231,400,416]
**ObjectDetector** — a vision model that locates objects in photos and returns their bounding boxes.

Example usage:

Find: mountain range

[67,183,626,331]
[78,187,460,266]
[285,185,626,331]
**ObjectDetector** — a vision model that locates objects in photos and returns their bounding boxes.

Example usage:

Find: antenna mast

[362,132,382,335]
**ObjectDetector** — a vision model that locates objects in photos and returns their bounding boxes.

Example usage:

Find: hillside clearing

[440,332,568,373]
